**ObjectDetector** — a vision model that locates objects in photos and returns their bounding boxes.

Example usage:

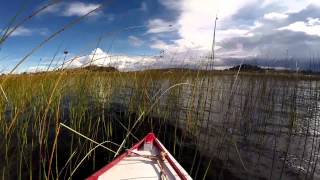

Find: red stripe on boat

[86,136,145,180]
[86,133,188,180]
[153,137,188,180]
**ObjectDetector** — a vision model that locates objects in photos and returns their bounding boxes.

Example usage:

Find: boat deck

[87,133,192,180]
[98,146,181,179]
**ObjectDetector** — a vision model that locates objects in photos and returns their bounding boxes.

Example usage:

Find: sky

[0,0,320,72]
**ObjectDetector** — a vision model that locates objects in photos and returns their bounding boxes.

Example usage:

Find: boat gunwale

[86,133,190,180]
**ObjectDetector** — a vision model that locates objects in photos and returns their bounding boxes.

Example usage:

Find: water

[2,73,320,180]
[92,74,320,180]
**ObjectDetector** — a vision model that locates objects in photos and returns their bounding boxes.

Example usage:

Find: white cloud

[147,0,255,55]
[24,47,224,73]
[262,0,320,13]
[40,2,101,17]
[264,12,288,20]
[150,39,170,50]
[150,38,201,54]
[306,17,320,26]
[149,0,320,60]
[41,3,61,14]
[216,28,252,41]
[56,48,206,71]
[147,19,176,33]
[5,26,48,37]
[158,0,181,10]
[10,27,33,36]
[278,18,320,36]
[128,36,144,47]
[176,0,260,50]
[26,65,49,73]
[63,48,156,71]
[62,2,101,17]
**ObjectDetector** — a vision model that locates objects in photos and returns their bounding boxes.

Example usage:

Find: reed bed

[0,69,320,180]
[1,2,320,179]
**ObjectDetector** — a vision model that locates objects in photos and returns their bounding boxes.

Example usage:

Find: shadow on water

[3,74,320,180]
[37,102,239,180]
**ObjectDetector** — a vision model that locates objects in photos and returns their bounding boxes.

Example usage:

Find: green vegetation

[1,2,320,179]
[0,69,319,179]
[0,69,198,179]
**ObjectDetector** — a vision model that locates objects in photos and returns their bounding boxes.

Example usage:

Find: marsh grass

[1,69,320,180]
[1,1,320,179]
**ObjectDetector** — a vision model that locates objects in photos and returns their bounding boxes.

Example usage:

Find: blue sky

[0,0,178,72]
[1,0,320,72]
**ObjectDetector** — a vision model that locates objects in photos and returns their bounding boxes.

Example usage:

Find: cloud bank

[41,1,102,17]
[28,48,209,72]
[147,0,320,63]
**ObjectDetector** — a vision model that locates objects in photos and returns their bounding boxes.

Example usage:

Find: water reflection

[95,75,320,180]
